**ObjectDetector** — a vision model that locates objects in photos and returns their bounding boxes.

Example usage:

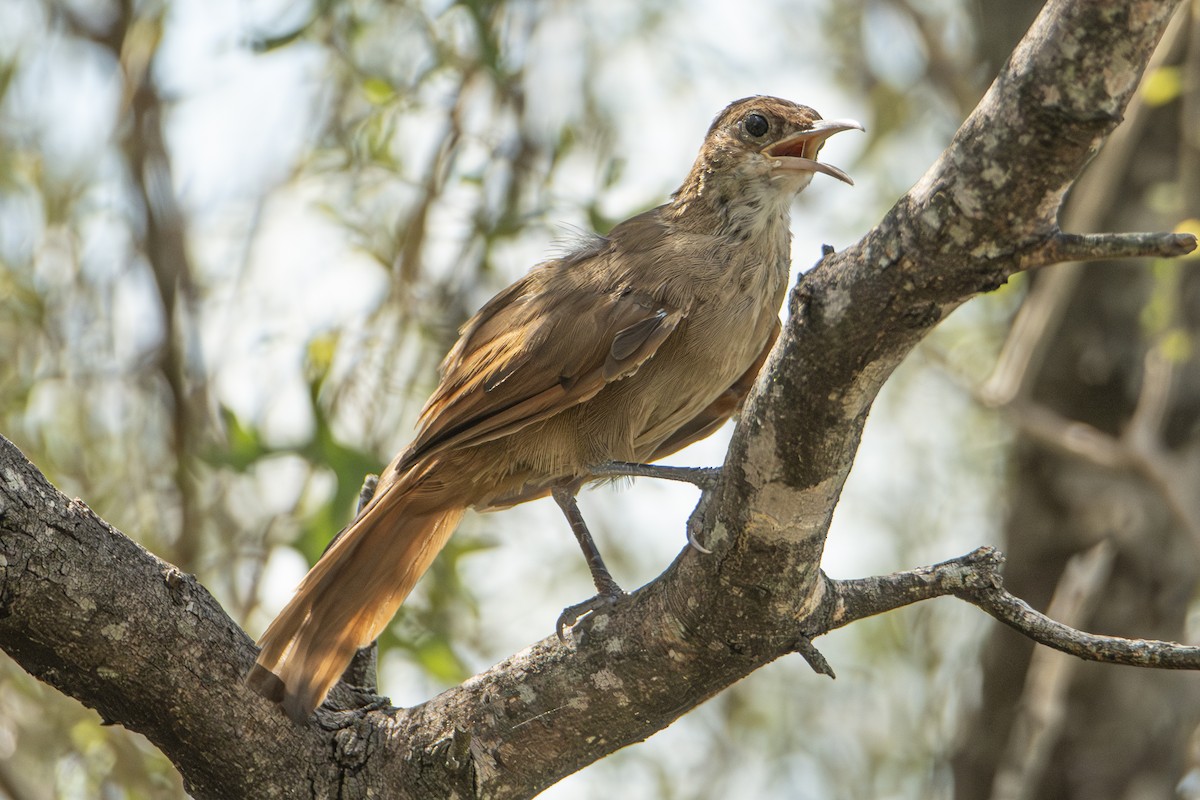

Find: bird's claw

[316,691,393,730]
[556,588,628,641]
[686,515,713,554]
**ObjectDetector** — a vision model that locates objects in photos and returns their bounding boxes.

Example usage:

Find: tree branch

[976,3,1191,409]
[717,0,1191,595]
[1016,230,1196,270]
[0,436,334,800]
[824,546,1200,670]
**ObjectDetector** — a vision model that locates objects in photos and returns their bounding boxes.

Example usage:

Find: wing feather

[397,216,686,471]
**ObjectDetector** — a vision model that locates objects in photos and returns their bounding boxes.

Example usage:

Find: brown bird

[246,96,861,722]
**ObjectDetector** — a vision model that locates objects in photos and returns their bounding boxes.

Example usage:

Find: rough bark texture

[0,0,1196,797]
[0,444,339,798]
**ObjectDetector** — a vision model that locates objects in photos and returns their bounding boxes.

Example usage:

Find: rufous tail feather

[246,490,464,722]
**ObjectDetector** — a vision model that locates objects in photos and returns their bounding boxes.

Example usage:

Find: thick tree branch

[0,436,334,799]
[0,0,1197,798]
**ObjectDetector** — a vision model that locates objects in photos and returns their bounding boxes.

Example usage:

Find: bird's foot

[557,586,628,641]
[317,689,393,730]
[590,461,723,491]
[349,692,393,714]
[685,510,712,555]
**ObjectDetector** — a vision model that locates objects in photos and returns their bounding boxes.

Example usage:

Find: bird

[246,95,861,722]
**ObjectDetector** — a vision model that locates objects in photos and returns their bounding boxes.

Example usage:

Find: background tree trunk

[952,5,1200,797]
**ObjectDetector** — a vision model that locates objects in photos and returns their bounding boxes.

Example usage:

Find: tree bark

[0,0,1196,797]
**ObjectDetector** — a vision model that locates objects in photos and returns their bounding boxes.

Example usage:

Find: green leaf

[1142,66,1181,107]
[362,77,396,106]
[204,407,272,472]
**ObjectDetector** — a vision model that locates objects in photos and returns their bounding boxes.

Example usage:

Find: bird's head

[672,96,862,227]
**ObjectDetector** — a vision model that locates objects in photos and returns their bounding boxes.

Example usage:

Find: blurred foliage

[1144,64,1184,107]
[0,0,682,794]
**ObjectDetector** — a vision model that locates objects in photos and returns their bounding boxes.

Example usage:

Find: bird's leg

[354,474,380,520]
[552,486,627,640]
[341,474,381,696]
[589,461,723,491]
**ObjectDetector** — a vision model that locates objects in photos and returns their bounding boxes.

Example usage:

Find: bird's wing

[397,231,684,470]
[646,317,778,461]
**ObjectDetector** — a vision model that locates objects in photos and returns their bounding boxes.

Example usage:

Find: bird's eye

[744,113,769,137]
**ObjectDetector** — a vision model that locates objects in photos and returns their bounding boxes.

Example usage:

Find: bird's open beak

[763,118,864,185]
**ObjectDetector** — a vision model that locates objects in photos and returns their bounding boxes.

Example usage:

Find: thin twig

[1011,402,1129,470]
[1127,348,1174,449]
[979,263,1080,407]
[999,360,1200,548]
[826,547,1200,670]
[948,284,1200,548]
[1016,231,1197,272]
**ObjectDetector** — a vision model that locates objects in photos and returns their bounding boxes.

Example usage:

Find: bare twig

[995,353,1200,547]
[981,229,1194,406]
[956,230,1200,547]
[979,264,1079,407]
[827,548,1008,626]
[1011,402,1129,469]
[1122,344,1200,542]
[1016,231,1197,272]
[826,546,1200,670]
[1127,347,1175,450]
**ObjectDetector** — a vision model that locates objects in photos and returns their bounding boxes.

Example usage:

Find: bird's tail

[246,486,464,722]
